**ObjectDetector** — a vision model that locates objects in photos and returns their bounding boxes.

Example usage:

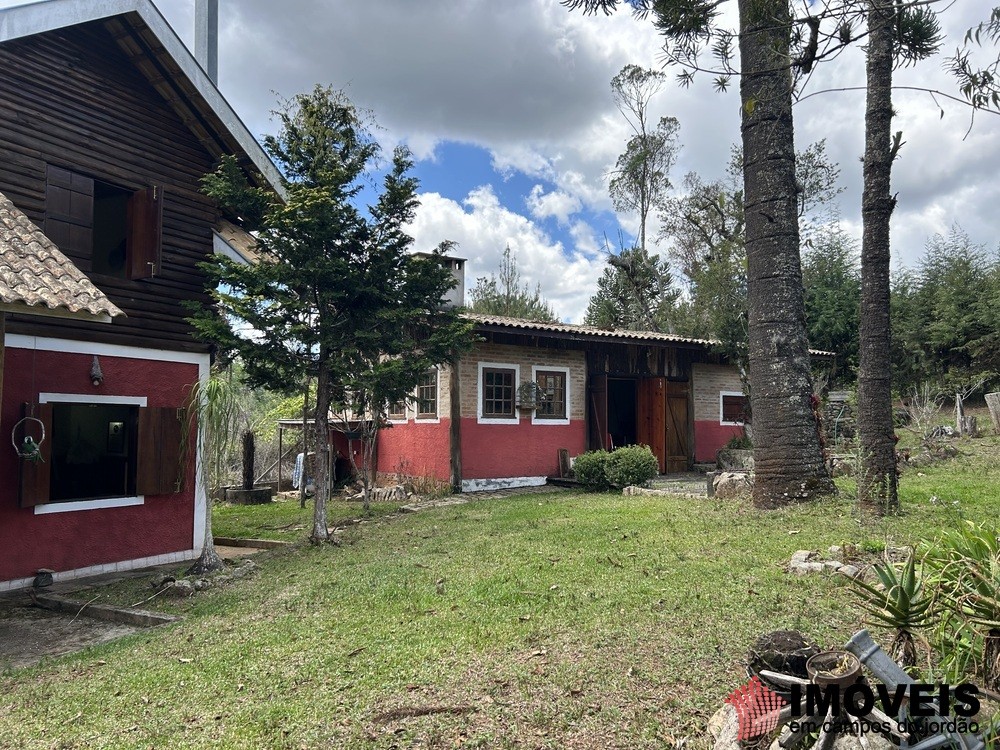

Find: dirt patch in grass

[0,600,140,670]
[359,632,716,749]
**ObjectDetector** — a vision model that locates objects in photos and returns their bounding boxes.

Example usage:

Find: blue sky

[4,0,996,322]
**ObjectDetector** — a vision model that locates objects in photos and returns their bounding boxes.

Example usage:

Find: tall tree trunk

[310,360,331,543]
[738,0,834,507]
[857,0,899,513]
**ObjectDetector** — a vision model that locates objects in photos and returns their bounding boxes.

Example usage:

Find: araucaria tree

[194,86,472,541]
[566,0,835,505]
[468,245,559,322]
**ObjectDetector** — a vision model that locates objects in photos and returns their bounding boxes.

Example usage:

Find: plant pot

[226,486,274,505]
[806,650,862,688]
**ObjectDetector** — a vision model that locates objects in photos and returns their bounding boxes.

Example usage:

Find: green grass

[1,436,998,749]
[212,495,402,542]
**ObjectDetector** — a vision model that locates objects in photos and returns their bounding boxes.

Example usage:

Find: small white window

[720,391,747,426]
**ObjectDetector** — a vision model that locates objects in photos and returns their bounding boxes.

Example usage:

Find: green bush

[724,432,752,450]
[573,450,611,491]
[605,445,659,488]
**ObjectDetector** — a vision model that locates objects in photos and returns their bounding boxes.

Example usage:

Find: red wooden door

[637,378,666,473]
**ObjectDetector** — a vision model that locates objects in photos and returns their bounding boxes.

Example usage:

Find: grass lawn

[0,434,997,749]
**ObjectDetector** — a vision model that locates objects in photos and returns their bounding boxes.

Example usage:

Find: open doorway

[607,378,637,450]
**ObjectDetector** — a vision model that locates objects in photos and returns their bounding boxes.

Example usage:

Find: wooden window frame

[478,362,519,424]
[387,399,408,423]
[415,368,439,422]
[720,391,747,426]
[19,393,186,512]
[531,366,570,425]
[44,165,163,281]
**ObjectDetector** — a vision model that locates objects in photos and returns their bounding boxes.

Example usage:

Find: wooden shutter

[137,406,185,495]
[127,186,163,280]
[44,166,94,260]
[588,374,608,451]
[18,403,53,508]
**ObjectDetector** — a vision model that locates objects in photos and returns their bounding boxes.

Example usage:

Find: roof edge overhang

[0,300,115,323]
[0,0,284,197]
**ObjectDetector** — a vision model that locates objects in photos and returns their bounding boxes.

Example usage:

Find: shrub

[724,433,753,450]
[605,445,659,488]
[573,450,611,491]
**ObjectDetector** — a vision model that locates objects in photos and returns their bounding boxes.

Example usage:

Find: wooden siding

[0,21,220,353]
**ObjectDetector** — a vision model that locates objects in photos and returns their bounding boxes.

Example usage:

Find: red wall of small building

[693,420,744,463]
[0,346,199,583]
[375,420,451,483]
[460,418,586,480]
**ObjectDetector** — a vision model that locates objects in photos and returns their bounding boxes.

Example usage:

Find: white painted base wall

[0,547,200,594]
[460,476,547,493]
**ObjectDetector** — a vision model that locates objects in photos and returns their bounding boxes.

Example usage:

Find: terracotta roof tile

[0,191,123,320]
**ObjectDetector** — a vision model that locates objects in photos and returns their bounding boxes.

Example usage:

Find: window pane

[482,368,515,417]
[50,403,138,501]
[417,370,437,417]
[536,371,566,419]
[722,395,746,423]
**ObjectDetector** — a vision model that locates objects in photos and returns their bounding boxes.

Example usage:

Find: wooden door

[665,381,689,472]
[588,374,608,451]
[637,378,666,473]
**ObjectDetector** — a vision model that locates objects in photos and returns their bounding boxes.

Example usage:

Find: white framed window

[33,393,148,514]
[530,365,571,426]
[386,398,408,424]
[477,361,520,424]
[719,391,747,426]
[414,368,440,423]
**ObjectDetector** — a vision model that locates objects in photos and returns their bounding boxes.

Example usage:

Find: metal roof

[465,313,836,357]
[0,0,284,196]
[465,313,714,347]
[0,191,124,322]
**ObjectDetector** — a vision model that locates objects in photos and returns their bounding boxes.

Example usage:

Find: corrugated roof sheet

[464,313,836,357]
[0,191,124,321]
[464,313,714,346]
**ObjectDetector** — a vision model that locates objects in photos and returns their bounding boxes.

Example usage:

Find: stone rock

[823,560,843,572]
[829,456,854,477]
[193,578,212,591]
[717,449,754,472]
[707,704,740,750]
[792,562,826,576]
[166,579,195,597]
[790,550,817,566]
[230,560,257,580]
[839,564,861,579]
[152,574,176,589]
[828,545,843,559]
[713,472,752,499]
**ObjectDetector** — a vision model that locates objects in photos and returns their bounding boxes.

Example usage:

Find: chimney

[413,252,466,309]
[195,0,219,84]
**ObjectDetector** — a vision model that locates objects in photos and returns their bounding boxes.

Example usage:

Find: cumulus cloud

[526,185,583,225]
[406,187,605,323]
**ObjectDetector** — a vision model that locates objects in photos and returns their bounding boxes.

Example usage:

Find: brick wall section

[456,343,586,420]
[692,363,743,423]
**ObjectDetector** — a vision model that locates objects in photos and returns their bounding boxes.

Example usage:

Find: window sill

[477,416,520,425]
[34,496,145,515]
[719,421,744,427]
[531,416,571,426]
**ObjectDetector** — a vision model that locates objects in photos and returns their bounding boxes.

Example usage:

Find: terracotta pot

[806,650,862,688]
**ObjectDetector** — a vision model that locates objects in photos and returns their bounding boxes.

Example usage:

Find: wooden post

[955,393,965,436]
[449,360,462,493]
[986,393,1000,434]
[277,424,283,492]
[0,313,5,412]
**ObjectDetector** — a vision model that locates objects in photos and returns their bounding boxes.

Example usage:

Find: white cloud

[525,185,583,225]
[407,187,606,323]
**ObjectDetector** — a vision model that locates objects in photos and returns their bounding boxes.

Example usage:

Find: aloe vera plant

[847,550,937,670]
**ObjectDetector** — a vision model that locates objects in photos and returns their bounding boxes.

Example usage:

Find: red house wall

[460,418,586,481]
[0,346,199,583]
[693,421,744,463]
[375,420,451,483]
